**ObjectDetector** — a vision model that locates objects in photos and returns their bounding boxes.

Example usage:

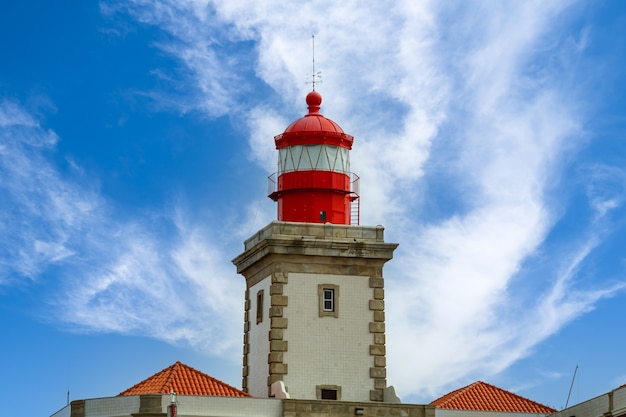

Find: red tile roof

[118,361,250,397]
[431,381,556,414]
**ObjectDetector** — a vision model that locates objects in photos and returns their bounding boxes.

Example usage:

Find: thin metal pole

[312,35,316,90]
[565,365,579,408]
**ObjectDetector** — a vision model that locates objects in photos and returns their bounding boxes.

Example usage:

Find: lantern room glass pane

[278,145,350,173]
[307,145,323,170]
[279,148,295,172]
[327,146,340,171]
[300,146,314,170]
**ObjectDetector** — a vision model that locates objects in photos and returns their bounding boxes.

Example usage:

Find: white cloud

[0,98,244,358]
[112,0,626,400]
[583,164,626,218]
[0,100,94,283]
[53,203,247,358]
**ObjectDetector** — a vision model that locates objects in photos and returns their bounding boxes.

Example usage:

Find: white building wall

[283,272,373,402]
[615,385,626,416]
[50,396,140,417]
[554,394,609,417]
[50,396,283,417]
[176,396,282,416]
[552,385,626,417]
[248,276,272,397]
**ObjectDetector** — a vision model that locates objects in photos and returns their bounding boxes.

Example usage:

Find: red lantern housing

[268,91,359,224]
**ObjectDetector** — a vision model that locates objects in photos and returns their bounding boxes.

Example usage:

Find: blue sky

[1,1,626,416]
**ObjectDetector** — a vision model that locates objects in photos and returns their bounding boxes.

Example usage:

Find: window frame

[318,284,339,318]
[316,385,342,400]
[256,289,264,324]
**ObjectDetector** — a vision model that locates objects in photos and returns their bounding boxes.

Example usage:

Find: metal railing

[267,172,360,225]
[267,171,360,195]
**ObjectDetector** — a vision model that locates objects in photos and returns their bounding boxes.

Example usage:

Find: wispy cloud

[0,98,244,358]
[0,99,95,283]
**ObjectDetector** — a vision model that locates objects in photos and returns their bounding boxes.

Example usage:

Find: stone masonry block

[370,344,386,355]
[268,374,283,385]
[271,317,288,328]
[270,284,284,295]
[375,379,387,389]
[269,329,284,340]
[269,306,283,317]
[374,355,386,367]
[271,294,288,306]
[369,277,384,288]
[374,310,385,322]
[268,352,283,363]
[370,367,387,378]
[369,299,384,311]
[272,272,288,283]
[270,340,288,351]
[374,288,384,300]
[270,363,288,374]
[369,322,385,333]
[370,389,384,402]
[374,333,386,345]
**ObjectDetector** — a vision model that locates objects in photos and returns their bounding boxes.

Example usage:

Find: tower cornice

[232,222,398,277]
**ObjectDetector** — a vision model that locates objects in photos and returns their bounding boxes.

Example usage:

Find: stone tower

[232,91,398,402]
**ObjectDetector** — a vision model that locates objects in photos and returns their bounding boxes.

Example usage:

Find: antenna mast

[308,35,322,90]
[565,364,579,408]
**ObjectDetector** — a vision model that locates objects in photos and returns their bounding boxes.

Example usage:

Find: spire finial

[306,35,322,90]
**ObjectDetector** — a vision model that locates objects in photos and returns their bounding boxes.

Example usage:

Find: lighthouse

[268,90,359,225]
[233,90,398,402]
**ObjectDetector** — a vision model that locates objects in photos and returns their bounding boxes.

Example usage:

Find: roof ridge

[479,381,556,412]
[161,361,181,393]
[431,381,480,407]
[175,361,246,394]
[118,361,249,397]
[118,363,172,396]
[431,381,555,414]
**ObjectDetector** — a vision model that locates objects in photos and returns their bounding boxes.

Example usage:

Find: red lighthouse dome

[268,91,360,224]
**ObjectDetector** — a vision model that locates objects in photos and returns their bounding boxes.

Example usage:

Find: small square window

[316,385,341,400]
[321,389,337,400]
[318,284,339,318]
[323,289,334,311]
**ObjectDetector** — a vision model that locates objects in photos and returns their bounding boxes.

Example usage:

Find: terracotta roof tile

[431,381,556,414]
[118,361,250,397]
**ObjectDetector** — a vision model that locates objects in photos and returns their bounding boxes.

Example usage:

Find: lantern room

[268,90,360,224]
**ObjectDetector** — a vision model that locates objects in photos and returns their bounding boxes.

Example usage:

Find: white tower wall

[283,273,373,401]
[247,277,271,397]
